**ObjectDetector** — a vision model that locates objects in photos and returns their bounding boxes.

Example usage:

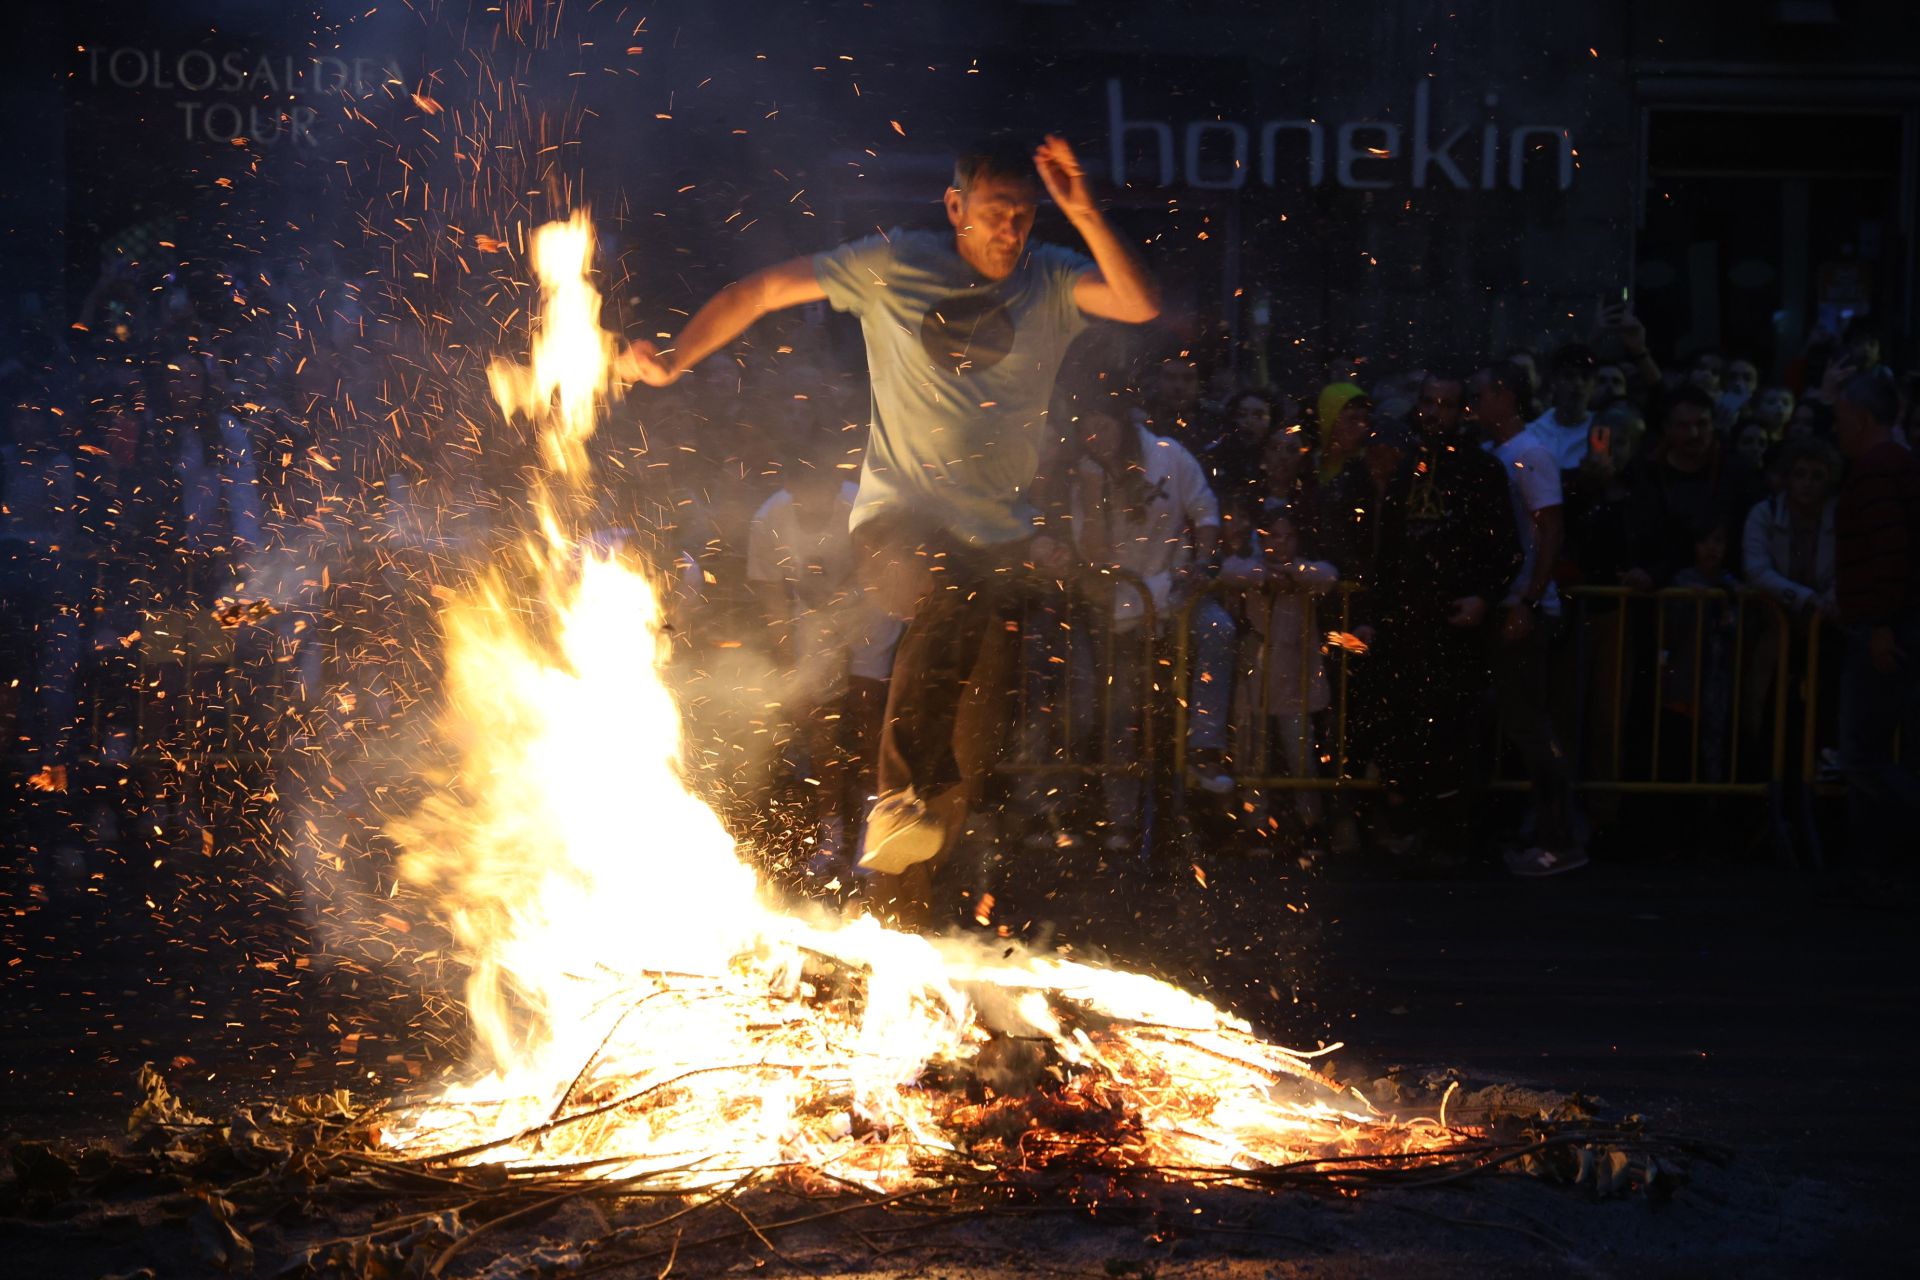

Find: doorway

[1635,106,1907,380]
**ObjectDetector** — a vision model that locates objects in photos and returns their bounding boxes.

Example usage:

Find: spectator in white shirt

[1524,344,1600,472]
[1743,437,1839,616]
[1069,395,1232,844]
[1739,437,1840,769]
[1471,362,1582,876]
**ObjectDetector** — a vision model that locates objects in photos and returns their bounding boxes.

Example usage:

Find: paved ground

[1,839,1913,1275]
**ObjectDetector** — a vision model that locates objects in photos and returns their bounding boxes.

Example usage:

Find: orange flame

[485,212,616,478]
[388,214,1445,1191]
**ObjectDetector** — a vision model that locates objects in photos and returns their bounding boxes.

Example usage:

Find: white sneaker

[856,788,946,875]
[1189,766,1235,795]
[1505,846,1590,877]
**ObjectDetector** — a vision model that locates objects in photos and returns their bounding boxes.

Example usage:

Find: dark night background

[1,2,1917,1276]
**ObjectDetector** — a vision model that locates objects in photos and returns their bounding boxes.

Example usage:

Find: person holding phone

[1592,290,1662,396]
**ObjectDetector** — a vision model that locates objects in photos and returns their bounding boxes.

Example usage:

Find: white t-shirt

[1524,407,1594,471]
[1072,428,1220,629]
[1489,434,1563,618]
[747,482,902,691]
[812,229,1094,547]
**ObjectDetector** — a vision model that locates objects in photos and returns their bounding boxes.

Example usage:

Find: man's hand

[1034,135,1097,220]
[1169,561,1211,607]
[1820,355,1859,406]
[1598,300,1650,358]
[1029,534,1074,577]
[1447,596,1488,628]
[1499,601,1535,644]
[1869,624,1906,674]
[615,338,681,388]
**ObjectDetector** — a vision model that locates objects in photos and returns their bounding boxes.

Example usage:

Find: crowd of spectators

[5,244,1916,921]
[725,305,1919,893]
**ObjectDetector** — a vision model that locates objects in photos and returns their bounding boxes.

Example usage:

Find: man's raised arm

[616,256,827,387]
[1033,135,1160,326]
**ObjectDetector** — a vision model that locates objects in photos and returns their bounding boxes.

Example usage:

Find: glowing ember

[387,214,1455,1192]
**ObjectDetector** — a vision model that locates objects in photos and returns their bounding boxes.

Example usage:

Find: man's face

[1755,387,1795,431]
[1509,352,1539,391]
[790,460,840,506]
[1081,410,1125,463]
[1726,360,1759,399]
[1694,525,1727,575]
[1786,457,1829,510]
[1156,361,1200,412]
[1551,363,1596,420]
[1232,395,1272,438]
[1594,364,1628,407]
[1418,378,1466,433]
[1262,429,1307,488]
[946,172,1038,281]
[1736,424,1769,469]
[1332,400,1372,454]
[1688,354,1724,396]
[1666,402,1714,465]
[1832,398,1873,458]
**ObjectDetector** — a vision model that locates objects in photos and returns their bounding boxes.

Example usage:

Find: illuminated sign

[1107,79,1574,191]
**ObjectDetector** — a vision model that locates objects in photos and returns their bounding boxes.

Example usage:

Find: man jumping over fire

[616,134,1161,926]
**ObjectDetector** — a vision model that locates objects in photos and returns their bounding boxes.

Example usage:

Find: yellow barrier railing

[1555,585,1792,796]
[1165,581,1803,800]
[1174,578,1375,792]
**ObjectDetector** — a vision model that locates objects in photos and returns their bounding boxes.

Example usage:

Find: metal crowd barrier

[15,553,1884,857]
[995,566,1159,788]
[1546,585,1792,796]
[1158,580,1807,802]
[1173,578,1375,793]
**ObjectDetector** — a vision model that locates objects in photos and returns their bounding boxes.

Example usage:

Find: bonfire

[382,213,1458,1194]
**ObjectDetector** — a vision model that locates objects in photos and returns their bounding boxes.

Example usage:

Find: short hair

[1687,513,1730,548]
[1474,360,1529,401]
[952,136,1036,193]
[1841,314,1881,346]
[1064,378,1137,429]
[1775,435,1839,481]
[1840,366,1899,426]
[1550,343,1598,376]
[1659,383,1716,423]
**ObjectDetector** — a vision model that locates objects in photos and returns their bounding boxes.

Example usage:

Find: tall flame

[485,211,614,477]
[389,214,1445,1190]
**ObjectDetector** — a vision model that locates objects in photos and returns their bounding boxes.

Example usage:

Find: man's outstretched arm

[616,256,827,387]
[1034,135,1161,325]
